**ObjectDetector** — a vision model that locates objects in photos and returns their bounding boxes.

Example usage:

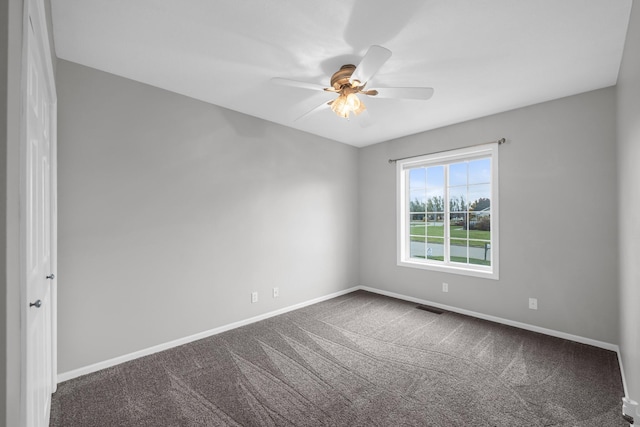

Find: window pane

[410,213,426,222]
[426,166,444,187]
[449,162,468,186]
[426,221,444,237]
[409,168,426,189]
[469,158,491,184]
[410,236,426,258]
[409,218,425,237]
[469,240,491,266]
[427,238,444,261]
[469,212,491,240]
[426,193,444,212]
[450,213,468,239]
[450,212,467,227]
[468,184,491,211]
[448,186,467,212]
[409,189,426,212]
[426,212,441,222]
[450,239,468,264]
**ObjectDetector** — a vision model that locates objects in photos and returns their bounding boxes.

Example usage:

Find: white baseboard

[617,349,629,398]
[58,284,621,384]
[359,286,620,352]
[57,286,359,383]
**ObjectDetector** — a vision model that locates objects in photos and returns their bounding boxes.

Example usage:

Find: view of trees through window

[408,158,492,266]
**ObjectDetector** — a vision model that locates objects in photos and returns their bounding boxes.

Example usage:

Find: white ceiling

[51,0,632,147]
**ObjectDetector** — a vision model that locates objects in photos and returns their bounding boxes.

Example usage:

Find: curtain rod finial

[498,138,506,144]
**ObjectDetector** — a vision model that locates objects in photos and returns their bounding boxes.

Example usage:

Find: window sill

[397,259,499,280]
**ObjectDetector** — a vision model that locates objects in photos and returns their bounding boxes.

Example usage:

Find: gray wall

[617,1,640,403]
[56,60,359,373]
[359,88,619,344]
[1,1,8,424]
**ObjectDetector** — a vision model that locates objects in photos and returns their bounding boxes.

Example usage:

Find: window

[397,143,499,279]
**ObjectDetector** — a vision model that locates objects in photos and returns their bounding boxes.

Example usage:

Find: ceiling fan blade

[372,87,434,100]
[270,77,328,92]
[294,100,331,121]
[349,45,392,86]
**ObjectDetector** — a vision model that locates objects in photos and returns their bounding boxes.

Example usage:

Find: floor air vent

[416,305,445,315]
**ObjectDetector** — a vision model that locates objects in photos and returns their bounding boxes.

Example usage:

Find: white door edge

[19,0,58,424]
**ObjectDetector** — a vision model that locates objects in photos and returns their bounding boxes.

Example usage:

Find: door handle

[46,274,55,280]
[29,300,42,308]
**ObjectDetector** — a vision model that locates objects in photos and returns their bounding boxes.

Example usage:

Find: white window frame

[397,143,499,280]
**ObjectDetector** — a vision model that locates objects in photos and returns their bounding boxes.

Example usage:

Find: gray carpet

[50,290,626,426]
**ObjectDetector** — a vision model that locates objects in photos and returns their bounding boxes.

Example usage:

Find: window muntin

[398,144,499,279]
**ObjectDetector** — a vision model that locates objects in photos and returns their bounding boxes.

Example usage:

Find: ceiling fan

[271,45,434,122]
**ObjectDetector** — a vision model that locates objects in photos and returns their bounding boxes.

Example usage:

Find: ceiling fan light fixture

[330,92,365,119]
[350,94,366,115]
[330,94,348,118]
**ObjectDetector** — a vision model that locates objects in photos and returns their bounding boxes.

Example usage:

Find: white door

[22,0,56,425]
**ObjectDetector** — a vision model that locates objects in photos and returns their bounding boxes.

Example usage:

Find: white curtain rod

[388,137,507,164]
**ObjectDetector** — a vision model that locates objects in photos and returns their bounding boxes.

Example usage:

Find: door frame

[19,0,58,424]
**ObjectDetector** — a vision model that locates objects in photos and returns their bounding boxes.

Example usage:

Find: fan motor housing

[331,64,358,89]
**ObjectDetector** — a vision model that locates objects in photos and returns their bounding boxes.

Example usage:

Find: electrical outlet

[273,287,279,298]
[442,282,449,293]
[529,298,538,310]
[251,291,258,303]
